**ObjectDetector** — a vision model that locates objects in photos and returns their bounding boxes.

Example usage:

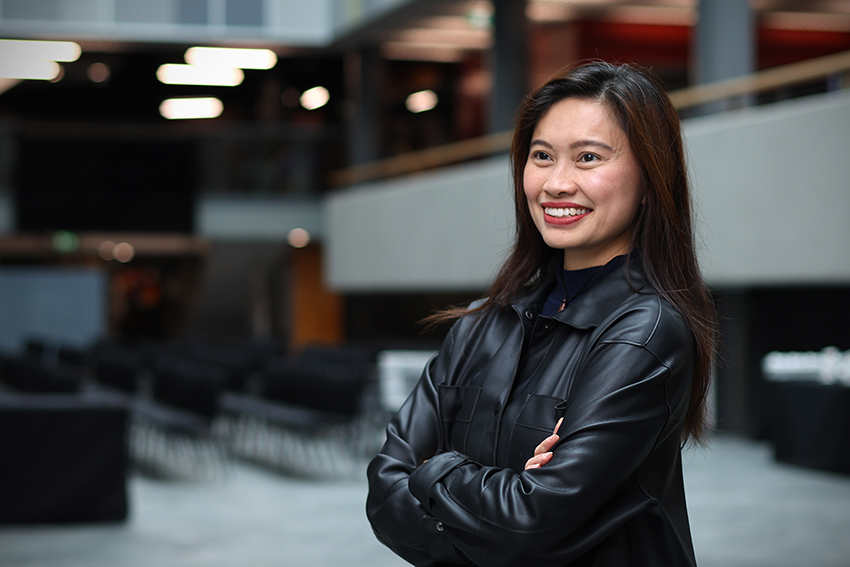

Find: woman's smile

[542,201,592,224]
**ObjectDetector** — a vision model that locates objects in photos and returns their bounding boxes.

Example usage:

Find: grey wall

[0,267,107,352]
[324,90,850,291]
[197,195,322,240]
[326,157,514,292]
[686,91,850,286]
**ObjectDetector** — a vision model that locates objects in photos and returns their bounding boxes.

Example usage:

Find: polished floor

[1,434,849,567]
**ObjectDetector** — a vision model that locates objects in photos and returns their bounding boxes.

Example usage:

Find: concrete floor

[1,434,849,567]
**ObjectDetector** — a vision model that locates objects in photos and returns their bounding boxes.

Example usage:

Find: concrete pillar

[346,48,383,166]
[693,0,756,112]
[489,0,529,133]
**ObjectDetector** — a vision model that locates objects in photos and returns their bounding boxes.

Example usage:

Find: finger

[528,451,553,467]
[552,417,563,436]
[533,433,560,456]
[525,451,553,470]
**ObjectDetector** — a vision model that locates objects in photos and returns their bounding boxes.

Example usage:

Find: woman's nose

[543,166,577,195]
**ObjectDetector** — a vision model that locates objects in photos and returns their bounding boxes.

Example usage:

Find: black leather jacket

[366,260,697,566]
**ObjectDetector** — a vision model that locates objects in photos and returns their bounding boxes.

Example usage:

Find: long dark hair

[431,61,716,444]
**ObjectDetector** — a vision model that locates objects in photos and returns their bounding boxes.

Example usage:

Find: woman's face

[523,97,644,270]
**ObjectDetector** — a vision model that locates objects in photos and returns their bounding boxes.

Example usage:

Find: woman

[366,61,716,566]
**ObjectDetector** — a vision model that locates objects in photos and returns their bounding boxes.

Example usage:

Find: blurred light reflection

[287,228,311,248]
[185,47,277,70]
[406,90,438,113]
[98,241,116,261]
[159,97,224,120]
[156,64,243,86]
[0,59,61,80]
[114,243,135,263]
[300,86,329,110]
[0,39,81,62]
[87,62,110,83]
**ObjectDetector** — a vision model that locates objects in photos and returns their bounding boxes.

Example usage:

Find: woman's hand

[524,418,563,470]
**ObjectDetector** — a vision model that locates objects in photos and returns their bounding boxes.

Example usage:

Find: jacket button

[524,310,533,319]
[436,522,444,531]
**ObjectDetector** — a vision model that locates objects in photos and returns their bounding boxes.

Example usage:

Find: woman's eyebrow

[529,139,554,150]
[529,138,614,152]
[570,139,614,151]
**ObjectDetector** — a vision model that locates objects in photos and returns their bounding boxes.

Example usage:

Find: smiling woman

[367,61,717,567]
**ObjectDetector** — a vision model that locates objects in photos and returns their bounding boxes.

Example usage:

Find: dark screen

[15,137,196,233]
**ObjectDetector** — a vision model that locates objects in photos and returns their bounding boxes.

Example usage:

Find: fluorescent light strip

[156,64,244,86]
[160,97,223,120]
[0,39,81,62]
[184,47,277,70]
[0,59,61,80]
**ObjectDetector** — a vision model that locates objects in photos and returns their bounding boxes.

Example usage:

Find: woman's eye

[532,150,551,161]
[579,153,598,163]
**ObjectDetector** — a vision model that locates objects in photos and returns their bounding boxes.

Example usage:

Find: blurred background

[0,0,849,565]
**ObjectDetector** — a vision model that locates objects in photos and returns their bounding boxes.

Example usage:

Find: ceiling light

[406,90,439,113]
[98,241,116,261]
[87,62,110,83]
[159,97,224,120]
[156,64,244,86]
[113,242,135,263]
[184,46,277,69]
[0,39,81,62]
[287,228,311,248]
[0,59,61,80]
[300,86,329,110]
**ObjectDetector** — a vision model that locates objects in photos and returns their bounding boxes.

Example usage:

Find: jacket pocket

[509,394,566,467]
[438,383,481,454]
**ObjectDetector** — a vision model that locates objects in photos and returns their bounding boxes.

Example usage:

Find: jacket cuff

[409,451,468,511]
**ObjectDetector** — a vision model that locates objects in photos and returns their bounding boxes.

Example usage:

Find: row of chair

[1,337,389,479]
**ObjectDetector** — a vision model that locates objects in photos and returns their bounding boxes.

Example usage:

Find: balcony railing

[328,49,850,188]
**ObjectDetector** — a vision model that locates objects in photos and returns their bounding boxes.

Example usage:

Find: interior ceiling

[367,0,850,62]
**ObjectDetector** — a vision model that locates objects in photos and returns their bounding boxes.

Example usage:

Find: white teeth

[544,207,589,217]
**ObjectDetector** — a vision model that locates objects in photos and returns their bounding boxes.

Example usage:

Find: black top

[542,253,630,317]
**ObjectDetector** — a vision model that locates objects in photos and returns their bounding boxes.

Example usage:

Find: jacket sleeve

[406,309,694,566]
[366,325,475,566]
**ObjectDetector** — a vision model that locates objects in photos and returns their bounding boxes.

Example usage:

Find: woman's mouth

[543,206,591,218]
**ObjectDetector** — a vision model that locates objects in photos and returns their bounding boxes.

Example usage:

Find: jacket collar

[511,255,651,330]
